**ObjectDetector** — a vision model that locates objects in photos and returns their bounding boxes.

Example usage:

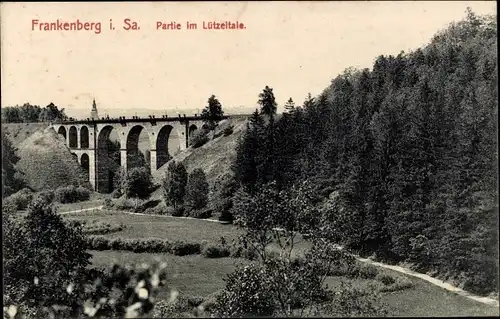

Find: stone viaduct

[50,115,228,193]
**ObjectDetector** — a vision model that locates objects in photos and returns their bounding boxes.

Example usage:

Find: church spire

[91,98,99,120]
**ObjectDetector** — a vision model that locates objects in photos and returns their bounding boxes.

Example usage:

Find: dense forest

[232,10,498,295]
[1,102,68,123]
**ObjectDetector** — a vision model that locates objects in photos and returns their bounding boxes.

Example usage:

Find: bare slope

[3,123,49,146]
[16,127,88,191]
[151,117,248,197]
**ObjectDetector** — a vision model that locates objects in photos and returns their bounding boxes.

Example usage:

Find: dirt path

[358,257,499,307]
[121,210,225,223]
[59,206,104,215]
[61,206,498,307]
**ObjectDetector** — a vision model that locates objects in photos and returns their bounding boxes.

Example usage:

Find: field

[63,208,499,317]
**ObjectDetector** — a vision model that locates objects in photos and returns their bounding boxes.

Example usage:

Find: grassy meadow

[61,207,499,317]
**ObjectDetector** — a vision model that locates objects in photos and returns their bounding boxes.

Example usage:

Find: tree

[284,97,295,113]
[162,161,188,209]
[4,197,168,318]
[232,109,266,193]
[4,196,91,308]
[218,181,384,317]
[303,93,315,109]
[122,167,153,200]
[2,129,26,197]
[185,168,209,211]
[258,86,278,118]
[201,95,224,136]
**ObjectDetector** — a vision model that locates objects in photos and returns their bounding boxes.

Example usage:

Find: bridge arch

[126,125,151,171]
[156,125,174,169]
[81,153,90,181]
[189,124,198,137]
[57,126,67,140]
[80,126,89,148]
[69,126,78,148]
[97,125,121,193]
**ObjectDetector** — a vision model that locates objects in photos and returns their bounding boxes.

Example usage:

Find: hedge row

[85,236,201,256]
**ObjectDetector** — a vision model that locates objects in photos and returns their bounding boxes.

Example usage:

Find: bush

[357,263,379,279]
[202,244,231,258]
[122,167,154,199]
[325,282,388,317]
[2,198,18,215]
[223,125,234,136]
[188,207,213,219]
[213,263,276,317]
[170,241,201,256]
[113,197,145,211]
[375,273,396,286]
[39,190,55,203]
[189,129,210,148]
[378,276,415,293]
[5,188,33,210]
[135,199,161,214]
[111,188,122,198]
[103,198,113,208]
[171,206,185,217]
[85,236,201,256]
[54,185,89,203]
[75,186,90,201]
[198,291,222,315]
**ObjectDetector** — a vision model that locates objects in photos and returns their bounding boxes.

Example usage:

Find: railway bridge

[50,113,226,192]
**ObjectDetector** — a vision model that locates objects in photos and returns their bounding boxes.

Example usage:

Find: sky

[1,1,496,119]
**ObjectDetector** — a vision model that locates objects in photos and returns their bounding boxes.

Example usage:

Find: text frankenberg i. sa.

[31,18,245,34]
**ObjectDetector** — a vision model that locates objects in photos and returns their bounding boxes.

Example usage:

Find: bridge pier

[120,149,128,172]
[150,149,157,174]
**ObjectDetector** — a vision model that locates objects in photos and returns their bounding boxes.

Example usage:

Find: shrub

[2,198,18,214]
[357,263,379,279]
[135,199,162,214]
[171,207,185,217]
[39,190,55,203]
[111,188,122,198]
[325,282,388,317]
[54,185,89,203]
[170,241,201,256]
[188,207,213,219]
[113,197,144,211]
[198,291,222,315]
[75,186,90,201]
[85,236,201,256]
[202,244,231,258]
[375,273,396,286]
[223,125,234,136]
[122,167,154,199]
[213,263,276,317]
[6,188,33,210]
[229,245,258,260]
[103,198,113,208]
[378,276,415,293]
[189,129,209,148]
